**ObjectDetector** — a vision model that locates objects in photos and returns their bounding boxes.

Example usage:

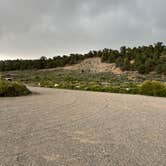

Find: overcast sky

[0,0,166,60]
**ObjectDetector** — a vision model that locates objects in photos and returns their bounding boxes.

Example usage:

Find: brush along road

[0,87,166,166]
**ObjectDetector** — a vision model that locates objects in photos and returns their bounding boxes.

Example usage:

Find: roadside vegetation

[38,80,166,97]
[37,80,166,97]
[0,79,31,97]
[3,70,166,97]
[139,81,166,97]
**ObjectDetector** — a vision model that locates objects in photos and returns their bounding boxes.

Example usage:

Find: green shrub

[139,81,166,97]
[0,79,31,97]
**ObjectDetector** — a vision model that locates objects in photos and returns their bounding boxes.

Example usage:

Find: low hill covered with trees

[0,42,166,74]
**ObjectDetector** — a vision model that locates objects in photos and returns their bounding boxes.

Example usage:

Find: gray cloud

[0,0,165,59]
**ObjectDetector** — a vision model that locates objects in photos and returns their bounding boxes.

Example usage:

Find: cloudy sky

[0,0,166,59]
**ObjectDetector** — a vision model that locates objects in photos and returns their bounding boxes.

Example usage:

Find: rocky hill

[63,57,123,74]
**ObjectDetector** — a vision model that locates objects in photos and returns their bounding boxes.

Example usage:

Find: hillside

[63,57,123,74]
[0,43,166,75]
[40,57,165,82]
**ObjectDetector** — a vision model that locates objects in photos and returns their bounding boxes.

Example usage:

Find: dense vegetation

[0,79,31,97]
[139,81,166,97]
[0,42,166,74]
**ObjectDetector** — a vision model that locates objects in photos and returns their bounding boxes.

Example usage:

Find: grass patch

[38,80,166,97]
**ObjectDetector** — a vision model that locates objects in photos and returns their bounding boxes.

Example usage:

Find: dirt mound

[64,57,123,74]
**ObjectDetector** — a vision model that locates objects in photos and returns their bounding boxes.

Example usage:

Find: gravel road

[0,87,166,166]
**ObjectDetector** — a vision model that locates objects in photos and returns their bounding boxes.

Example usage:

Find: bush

[0,79,31,97]
[139,81,166,97]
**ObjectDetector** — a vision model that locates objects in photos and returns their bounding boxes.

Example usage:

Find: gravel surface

[0,87,166,166]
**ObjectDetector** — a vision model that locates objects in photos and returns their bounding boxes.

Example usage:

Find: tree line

[0,42,165,74]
